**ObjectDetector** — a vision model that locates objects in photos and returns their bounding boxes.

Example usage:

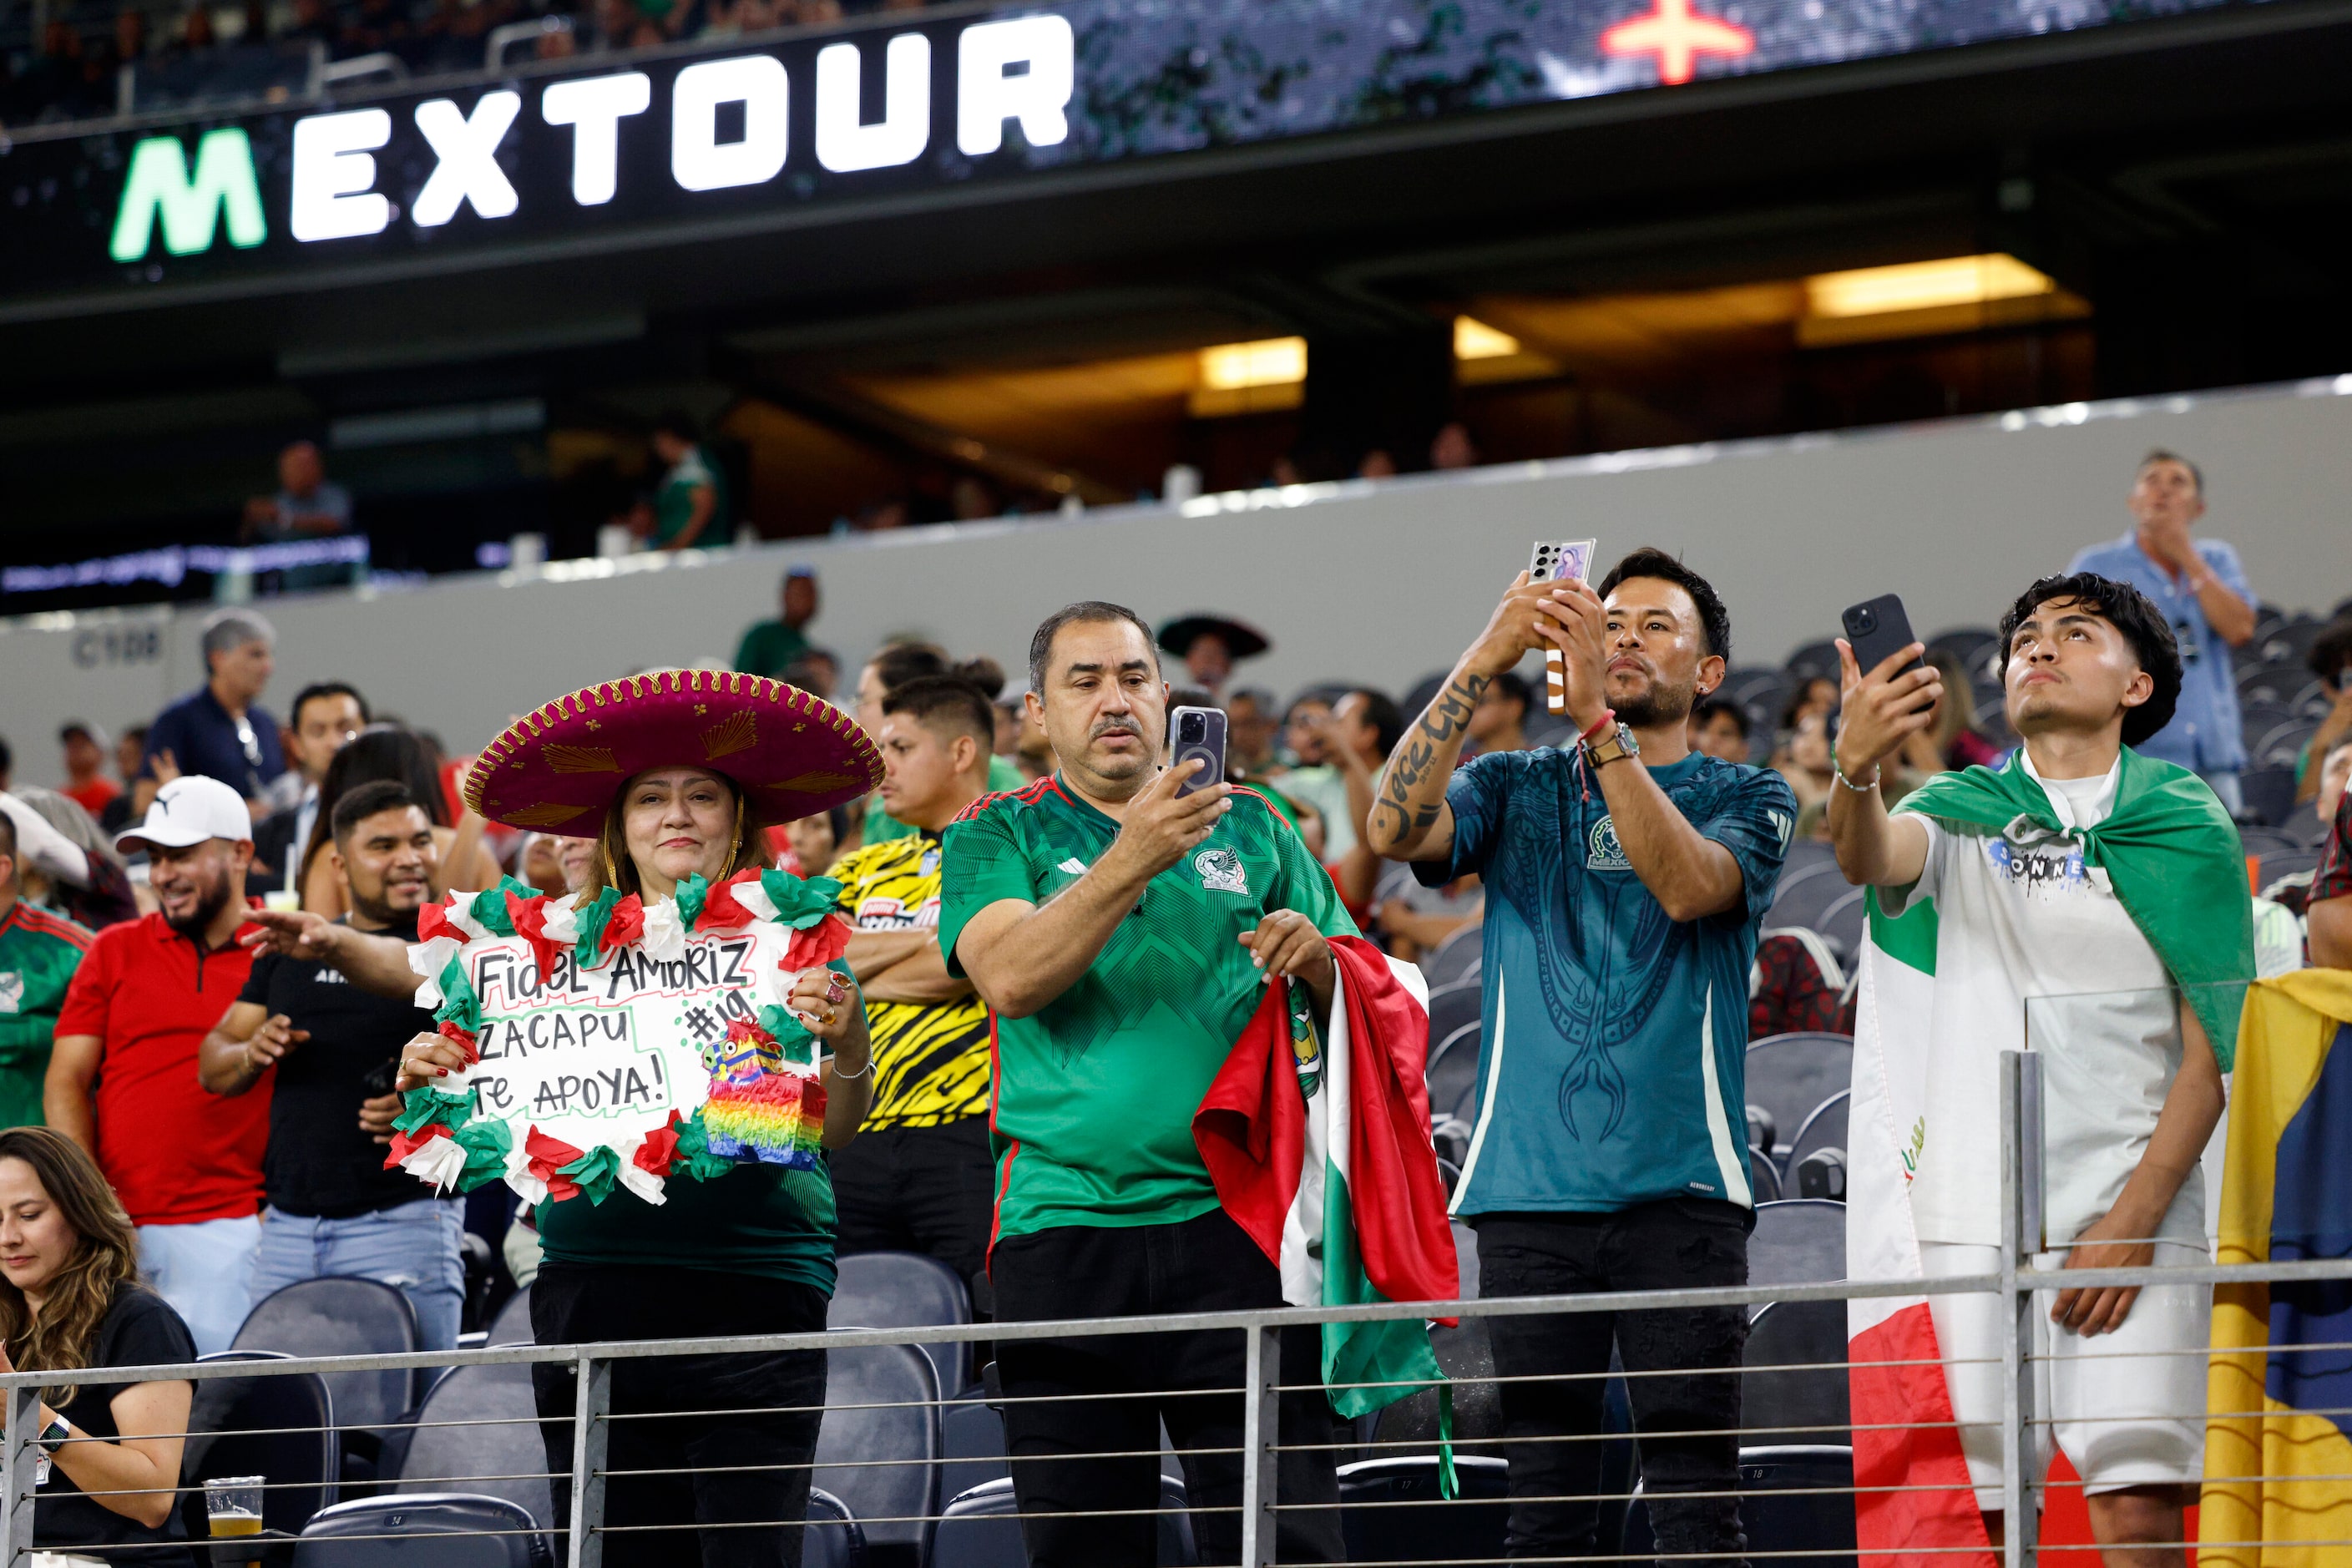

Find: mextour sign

[102,15,1071,265]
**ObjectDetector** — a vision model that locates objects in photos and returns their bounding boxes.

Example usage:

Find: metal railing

[0,1047,2340,1565]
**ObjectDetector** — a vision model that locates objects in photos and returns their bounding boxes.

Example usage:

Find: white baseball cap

[114,776,252,853]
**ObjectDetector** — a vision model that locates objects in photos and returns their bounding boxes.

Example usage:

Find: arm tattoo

[1371,673,1490,842]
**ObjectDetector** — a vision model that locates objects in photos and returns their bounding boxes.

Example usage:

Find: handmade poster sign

[382,867,853,1206]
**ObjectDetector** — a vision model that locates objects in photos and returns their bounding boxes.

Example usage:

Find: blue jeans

[2201,768,2243,819]
[137,1214,260,1357]
[250,1200,468,1352]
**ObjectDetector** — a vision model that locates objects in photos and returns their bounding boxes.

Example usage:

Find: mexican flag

[1848,748,2253,1568]
[1196,934,1461,1420]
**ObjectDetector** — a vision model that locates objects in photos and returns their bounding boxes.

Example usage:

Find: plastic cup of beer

[205,1474,264,1565]
[261,890,301,913]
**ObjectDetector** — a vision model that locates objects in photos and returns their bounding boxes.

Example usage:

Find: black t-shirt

[238,914,435,1218]
[37,1285,197,1565]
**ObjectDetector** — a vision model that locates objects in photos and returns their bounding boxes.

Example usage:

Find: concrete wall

[6,377,2349,790]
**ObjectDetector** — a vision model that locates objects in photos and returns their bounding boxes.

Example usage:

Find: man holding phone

[1368,548,1796,1563]
[941,600,1355,1568]
[1831,573,2252,1565]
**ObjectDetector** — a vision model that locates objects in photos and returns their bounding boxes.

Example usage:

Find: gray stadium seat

[2258,849,2322,892]
[1452,1219,1479,1302]
[1764,862,1851,933]
[932,1474,1196,1567]
[941,1398,1011,1504]
[1743,1299,1851,1446]
[1425,979,1483,1047]
[832,1249,974,1397]
[294,1494,551,1566]
[1750,1147,1783,1205]
[1785,1091,1849,1184]
[185,1351,341,1540]
[396,1361,554,1529]
[814,1342,943,1555]
[1421,928,1483,990]
[1816,888,1868,961]
[1784,640,1840,682]
[1335,1454,1509,1563]
[1748,1201,1846,1296]
[802,1485,868,1568]
[2240,766,2298,827]
[1744,1034,1853,1162]
[486,1284,533,1347]
[234,1276,420,1484]
[1426,1020,1483,1130]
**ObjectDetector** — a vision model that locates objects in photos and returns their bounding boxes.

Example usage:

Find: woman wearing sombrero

[245,670,882,1568]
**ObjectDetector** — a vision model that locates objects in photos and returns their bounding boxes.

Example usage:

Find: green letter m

[109,129,267,262]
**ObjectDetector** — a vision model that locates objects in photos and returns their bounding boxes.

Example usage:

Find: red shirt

[54,912,269,1227]
[61,777,120,818]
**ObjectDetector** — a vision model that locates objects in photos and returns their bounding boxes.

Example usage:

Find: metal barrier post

[567,1351,612,1568]
[0,1386,37,1567]
[1239,1323,1281,1567]
[1998,1050,2042,1568]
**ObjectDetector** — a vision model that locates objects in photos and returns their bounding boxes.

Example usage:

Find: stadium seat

[234,1276,422,1485]
[1620,1445,1856,1567]
[1421,928,1483,991]
[1778,839,1840,881]
[1814,888,1866,960]
[931,1474,1196,1567]
[2240,766,2299,827]
[185,1351,340,1540]
[813,1342,943,1556]
[1925,627,1997,667]
[941,1397,1011,1504]
[1426,1020,1483,1129]
[1743,1034,1853,1163]
[1743,1301,1850,1447]
[1793,1149,1846,1201]
[2279,800,2326,847]
[2258,849,2322,892]
[803,1485,869,1568]
[2255,719,2318,770]
[1764,862,1850,935]
[2241,826,2305,861]
[1425,981,1483,1052]
[1748,1201,1846,1295]
[395,1360,553,1530]
[1747,1107,1778,1157]
[1785,1092,1849,1183]
[1784,640,1840,683]
[293,1493,552,1565]
[832,1249,974,1399]
[486,1285,533,1347]
[1335,1454,1509,1563]
[1749,1148,1783,1205]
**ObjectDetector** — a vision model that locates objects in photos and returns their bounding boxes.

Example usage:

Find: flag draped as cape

[1847,747,2253,1568]
[1195,935,1459,1419]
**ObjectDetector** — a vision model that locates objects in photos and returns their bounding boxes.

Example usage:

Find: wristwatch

[1581,723,1641,769]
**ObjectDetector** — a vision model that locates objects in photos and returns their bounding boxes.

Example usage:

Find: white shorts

[1920,1240,2210,1510]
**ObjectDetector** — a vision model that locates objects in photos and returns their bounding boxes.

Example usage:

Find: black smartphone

[1168,706,1228,797]
[1841,594,1926,680]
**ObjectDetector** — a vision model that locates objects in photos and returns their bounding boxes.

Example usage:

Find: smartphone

[1530,539,1596,584]
[1841,594,1927,680]
[1533,541,1598,713]
[1168,706,1228,797]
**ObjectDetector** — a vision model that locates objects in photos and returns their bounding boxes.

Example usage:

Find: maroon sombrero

[463,670,881,837]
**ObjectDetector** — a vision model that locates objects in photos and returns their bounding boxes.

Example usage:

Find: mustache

[1090,717,1144,740]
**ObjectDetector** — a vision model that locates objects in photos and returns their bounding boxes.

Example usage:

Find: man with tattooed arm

[1368,548,1796,1563]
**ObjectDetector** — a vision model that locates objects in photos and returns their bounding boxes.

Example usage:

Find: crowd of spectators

[0,0,938,127]
[0,439,2345,1560]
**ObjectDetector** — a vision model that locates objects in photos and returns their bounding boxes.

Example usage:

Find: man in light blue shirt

[2066,449,2256,815]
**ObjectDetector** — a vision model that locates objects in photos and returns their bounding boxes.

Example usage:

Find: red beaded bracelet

[1578,707,1616,742]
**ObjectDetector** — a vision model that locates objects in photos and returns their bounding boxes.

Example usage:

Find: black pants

[830,1116,996,1308]
[992,1208,1345,1568]
[1475,1201,1752,1565]
[532,1264,829,1568]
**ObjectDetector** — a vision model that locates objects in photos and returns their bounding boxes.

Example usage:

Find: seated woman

[0,1125,195,1566]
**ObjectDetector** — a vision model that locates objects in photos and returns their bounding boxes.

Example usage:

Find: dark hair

[1487,670,1531,714]
[1345,690,1405,760]
[331,779,423,844]
[1596,547,1732,664]
[121,725,147,746]
[290,680,370,731]
[2138,448,2203,497]
[1028,601,1159,692]
[0,812,14,864]
[1691,695,1750,739]
[1168,688,1218,714]
[573,772,765,906]
[0,1126,142,1405]
[883,675,997,751]
[2308,618,2352,688]
[0,734,10,779]
[1995,572,2183,746]
[654,408,700,443]
[868,643,1004,703]
[301,725,447,883]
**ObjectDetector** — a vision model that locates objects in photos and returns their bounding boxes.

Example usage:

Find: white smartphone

[1531,540,1597,712]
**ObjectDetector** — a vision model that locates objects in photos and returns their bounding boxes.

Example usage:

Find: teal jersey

[0,902,93,1129]
[938,773,1356,1242]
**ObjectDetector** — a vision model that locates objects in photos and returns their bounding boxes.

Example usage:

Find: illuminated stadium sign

[0,0,2255,304]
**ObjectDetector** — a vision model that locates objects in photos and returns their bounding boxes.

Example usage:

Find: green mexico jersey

[0,903,93,1129]
[938,773,1357,1241]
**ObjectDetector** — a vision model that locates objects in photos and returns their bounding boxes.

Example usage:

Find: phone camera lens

[1179,715,1205,742]
[1854,609,1876,632]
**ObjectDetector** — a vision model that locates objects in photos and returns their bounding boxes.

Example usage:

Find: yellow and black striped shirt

[831,834,991,1130]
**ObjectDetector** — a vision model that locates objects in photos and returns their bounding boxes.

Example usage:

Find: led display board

[0,0,2252,306]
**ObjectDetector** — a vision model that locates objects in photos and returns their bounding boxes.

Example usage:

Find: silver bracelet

[829,1055,874,1081]
[1830,747,1881,793]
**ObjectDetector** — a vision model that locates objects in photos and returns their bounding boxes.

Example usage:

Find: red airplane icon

[1600,0,1756,85]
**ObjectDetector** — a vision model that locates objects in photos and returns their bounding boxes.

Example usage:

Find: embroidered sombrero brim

[463,670,881,837]
[1157,615,1270,661]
